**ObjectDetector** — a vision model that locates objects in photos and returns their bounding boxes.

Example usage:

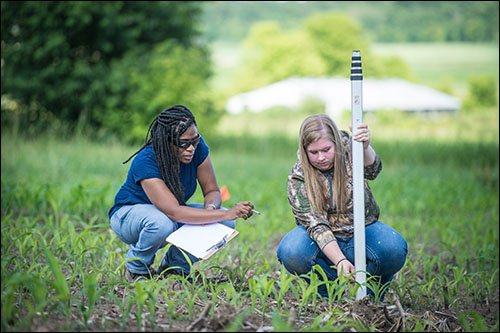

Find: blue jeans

[276,221,408,298]
[110,203,236,275]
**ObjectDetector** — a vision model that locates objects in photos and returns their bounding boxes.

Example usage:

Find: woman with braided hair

[109,105,255,282]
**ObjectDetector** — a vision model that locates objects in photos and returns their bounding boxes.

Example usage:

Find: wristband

[336,257,347,266]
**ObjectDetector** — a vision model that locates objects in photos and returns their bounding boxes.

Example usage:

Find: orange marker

[220,185,231,203]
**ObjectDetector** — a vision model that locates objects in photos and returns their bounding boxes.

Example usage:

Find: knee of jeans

[144,218,175,244]
[393,246,408,271]
[378,244,408,275]
[277,242,311,275]
[392,237,408,269]
[220,219,236,229]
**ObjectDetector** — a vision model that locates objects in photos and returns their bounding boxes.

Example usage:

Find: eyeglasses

[177,134,200,149]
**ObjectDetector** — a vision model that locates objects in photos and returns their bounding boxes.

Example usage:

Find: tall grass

[1,107,498,331]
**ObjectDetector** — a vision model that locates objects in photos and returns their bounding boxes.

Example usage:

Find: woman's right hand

[227,201,255,220]
[337,258,356,279]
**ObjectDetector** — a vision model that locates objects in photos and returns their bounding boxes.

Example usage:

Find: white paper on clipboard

[166,223,238,260]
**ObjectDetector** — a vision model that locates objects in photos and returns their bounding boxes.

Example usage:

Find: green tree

[1,1,212,137]
[232,12,412,94]
[100,40,219,143]
[305,12,370,77]
[301,12,413,80]
[235,21,326,92]
[464,76,498,109]
[202,1,499,44]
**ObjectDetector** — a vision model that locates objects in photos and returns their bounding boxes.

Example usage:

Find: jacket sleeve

[364,154,382,180]
[287,166,337,250]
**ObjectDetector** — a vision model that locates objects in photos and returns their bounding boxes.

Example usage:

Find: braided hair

[123,105,197,205]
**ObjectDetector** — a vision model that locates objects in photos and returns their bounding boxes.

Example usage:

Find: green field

[1,104,499,331]
[2,41,499,331]
[215,98,499,143]
[373,42,499,95]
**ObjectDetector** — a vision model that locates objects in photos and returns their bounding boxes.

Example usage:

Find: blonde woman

[277,113,407,299]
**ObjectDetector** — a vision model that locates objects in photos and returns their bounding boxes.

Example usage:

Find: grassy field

[373,42,499,96]
[1,105,498,331]
[2,41,499,331]
[215,100,499,143]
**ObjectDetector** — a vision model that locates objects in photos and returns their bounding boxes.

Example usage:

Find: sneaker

[124,266,155,283]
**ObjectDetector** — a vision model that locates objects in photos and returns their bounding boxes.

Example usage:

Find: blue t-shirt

[108,137,209,218]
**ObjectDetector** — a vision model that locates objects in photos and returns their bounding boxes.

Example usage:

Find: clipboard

[166,223,238,260]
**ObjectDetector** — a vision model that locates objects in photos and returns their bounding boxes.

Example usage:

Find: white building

[226,77,461,116]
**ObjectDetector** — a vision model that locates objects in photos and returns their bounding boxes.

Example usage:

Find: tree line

[1,1,220,141]
[1,1,497,140]
[201,1,499,43]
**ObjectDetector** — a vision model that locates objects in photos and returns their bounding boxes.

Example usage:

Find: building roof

[226,77,461,116]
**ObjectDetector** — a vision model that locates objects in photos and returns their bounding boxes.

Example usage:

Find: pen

[252,209,261,215]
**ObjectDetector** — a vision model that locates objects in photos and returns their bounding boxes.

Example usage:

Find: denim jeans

[110,203,236,275]
[276,221,408,298]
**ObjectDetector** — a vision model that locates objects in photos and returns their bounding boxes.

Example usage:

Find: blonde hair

[298,114,348,215]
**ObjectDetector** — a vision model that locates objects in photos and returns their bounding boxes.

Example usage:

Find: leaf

[43,246,70,302]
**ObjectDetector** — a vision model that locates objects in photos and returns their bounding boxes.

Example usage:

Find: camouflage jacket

[287,131,382,249]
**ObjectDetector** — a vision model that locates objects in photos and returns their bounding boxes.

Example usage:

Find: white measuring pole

[351,50,367,299]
